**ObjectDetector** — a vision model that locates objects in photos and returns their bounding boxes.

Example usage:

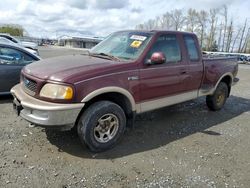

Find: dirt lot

[0,46,250,188]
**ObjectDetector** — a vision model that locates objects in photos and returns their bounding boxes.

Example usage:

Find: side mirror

[147,52,166,65]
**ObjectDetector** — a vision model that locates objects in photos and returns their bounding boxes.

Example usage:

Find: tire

[77,101,126,152]
[206,82,229,111]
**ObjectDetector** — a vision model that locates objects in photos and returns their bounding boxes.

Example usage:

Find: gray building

[58,36,103,49]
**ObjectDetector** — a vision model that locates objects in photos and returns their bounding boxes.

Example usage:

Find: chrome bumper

[11,84,84,130]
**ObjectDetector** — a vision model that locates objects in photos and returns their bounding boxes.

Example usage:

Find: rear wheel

[77,101,126,152]
[206,82,228,111]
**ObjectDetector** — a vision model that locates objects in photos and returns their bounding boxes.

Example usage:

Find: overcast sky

[0,0,249,38]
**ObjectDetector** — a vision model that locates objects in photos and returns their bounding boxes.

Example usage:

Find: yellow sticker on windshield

[130,40,142,48]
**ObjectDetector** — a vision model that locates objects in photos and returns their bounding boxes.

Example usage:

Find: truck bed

[200,56,238,95]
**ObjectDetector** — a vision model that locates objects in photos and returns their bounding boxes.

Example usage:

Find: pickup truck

[11,30,239,152]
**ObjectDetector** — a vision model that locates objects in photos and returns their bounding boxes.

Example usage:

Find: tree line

[135,6,250,53]
[0,25,24,37]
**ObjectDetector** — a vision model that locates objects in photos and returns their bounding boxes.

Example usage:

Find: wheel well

[75,92,133,127]
[220,75,232,97]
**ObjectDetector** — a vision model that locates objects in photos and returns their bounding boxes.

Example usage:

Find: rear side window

[148,34,181,63]
[184,35,199,61]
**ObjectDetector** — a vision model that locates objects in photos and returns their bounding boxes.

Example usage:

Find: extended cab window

[0,47,34,65]
[184,35,199,61]
[148,34,181,63]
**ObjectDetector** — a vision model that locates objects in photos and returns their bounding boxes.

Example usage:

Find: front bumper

[11,84,84,130]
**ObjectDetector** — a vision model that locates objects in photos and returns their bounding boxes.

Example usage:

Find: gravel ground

[0,46,250,188]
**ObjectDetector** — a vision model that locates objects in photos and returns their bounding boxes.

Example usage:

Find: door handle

[128,76,139,81]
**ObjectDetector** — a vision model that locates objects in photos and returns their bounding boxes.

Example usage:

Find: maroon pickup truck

[11,30,239,152]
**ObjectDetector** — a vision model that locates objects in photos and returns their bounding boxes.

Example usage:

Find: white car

[0,37,38,56]
[0,33,38,53]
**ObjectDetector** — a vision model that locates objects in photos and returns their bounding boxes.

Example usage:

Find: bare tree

[170,9,186,31]
[241,27,250,53]
[197,10,208,48]
[134,7,249,54]
[230,28,241,52]
[238,19,248,52]
[155,16,162,29]
[135,24,145,30]
[225,19,233,52]
[207,9,219,50]
[144,19,157,30]
[217,22,223,51]
[186,8,198,32]
[221,5,228,51]
[161,12,174,30]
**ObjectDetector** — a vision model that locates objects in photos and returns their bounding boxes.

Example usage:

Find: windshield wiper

[90,52,121,61]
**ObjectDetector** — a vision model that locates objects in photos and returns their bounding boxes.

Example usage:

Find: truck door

[139,33,190,105]
[183,35,203,91]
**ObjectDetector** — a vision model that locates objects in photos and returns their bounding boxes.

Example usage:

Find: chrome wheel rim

[94,114,119,143]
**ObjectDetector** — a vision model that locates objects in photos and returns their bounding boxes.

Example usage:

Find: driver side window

[148,34,181,63]
[0,47,34,65]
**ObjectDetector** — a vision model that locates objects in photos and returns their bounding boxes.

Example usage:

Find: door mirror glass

[147,52,166,65]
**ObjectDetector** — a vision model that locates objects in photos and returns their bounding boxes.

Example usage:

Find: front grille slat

[22,77,37,96]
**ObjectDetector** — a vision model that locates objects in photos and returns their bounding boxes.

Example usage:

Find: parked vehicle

[0,33,38,53]
[238,55,248,62]
[0,41,40,94]
[0,37,39,56]
[246,56,250,62]
[11,30,239,152]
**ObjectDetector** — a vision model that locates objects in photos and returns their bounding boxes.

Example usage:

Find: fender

[199,72,233,96]
[81,86,137,112]
[214,72,233,87]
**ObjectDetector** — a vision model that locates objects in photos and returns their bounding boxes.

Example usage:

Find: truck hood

[23,55,126,83]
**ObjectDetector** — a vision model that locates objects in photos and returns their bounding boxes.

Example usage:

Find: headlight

[40,83,73,100]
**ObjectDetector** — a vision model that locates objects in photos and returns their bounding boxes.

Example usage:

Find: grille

[23,77,37,96]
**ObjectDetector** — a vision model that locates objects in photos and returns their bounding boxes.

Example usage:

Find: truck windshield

[90,31,153,60]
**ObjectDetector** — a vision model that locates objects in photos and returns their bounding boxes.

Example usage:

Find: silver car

[0,33,38,53]
[0,41,41,94]
[0,37,38,56]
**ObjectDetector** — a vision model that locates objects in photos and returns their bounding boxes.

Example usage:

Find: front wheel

[77,101,126,152]
[206,82,229,111]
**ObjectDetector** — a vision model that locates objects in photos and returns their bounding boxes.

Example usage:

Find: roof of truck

[114,30,196,36]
